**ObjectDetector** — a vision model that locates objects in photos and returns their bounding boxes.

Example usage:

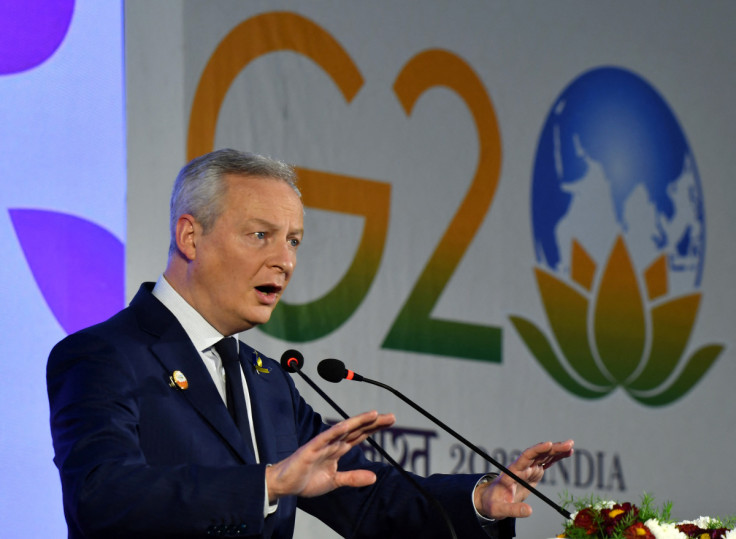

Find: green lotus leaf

[627,293,700,392]
[509,315,613,399]
[594,236,646,383]
[535,268,612,387]
[627,344,724,406]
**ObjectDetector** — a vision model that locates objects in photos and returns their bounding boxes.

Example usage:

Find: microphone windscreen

[280,349,304,372]
[317,358,347,383]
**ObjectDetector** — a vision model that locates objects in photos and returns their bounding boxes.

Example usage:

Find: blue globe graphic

[531,67,705,294]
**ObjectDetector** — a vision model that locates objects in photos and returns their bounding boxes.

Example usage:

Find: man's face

[187,174,303,335]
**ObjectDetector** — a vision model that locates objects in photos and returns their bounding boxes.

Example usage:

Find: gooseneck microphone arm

[318,358,571,520]
[279,350,458,539]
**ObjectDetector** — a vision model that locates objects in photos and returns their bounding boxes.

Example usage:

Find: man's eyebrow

[246,218,303,236]
[246,217,276,228]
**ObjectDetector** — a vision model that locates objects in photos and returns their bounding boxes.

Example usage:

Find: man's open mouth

[255,285,280,295]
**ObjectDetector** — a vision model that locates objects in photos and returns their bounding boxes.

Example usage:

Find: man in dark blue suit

[47,149,573,538]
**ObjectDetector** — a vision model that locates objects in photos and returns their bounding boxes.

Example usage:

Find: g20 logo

[186,13,723,405]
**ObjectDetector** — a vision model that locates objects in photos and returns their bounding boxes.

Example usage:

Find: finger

[547,439,574,454]
[491,501,533,519]
[516,439,574,469]
[343,421,394,445]
[510,441,554,470]
[333,469,378,489]
[313,412,395,459]
[340,413,395,444]
[342,428,384,448]
[538,440,574,467]
[553,439,575,456]
[341,411,395,435]
[320,411,381,444]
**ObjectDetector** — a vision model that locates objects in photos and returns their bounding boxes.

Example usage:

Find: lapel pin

[169,370,189,390]
[252,351,270,374]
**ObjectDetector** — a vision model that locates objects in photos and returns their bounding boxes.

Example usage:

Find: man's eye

[289,238,300,247]
[254,232,266,240]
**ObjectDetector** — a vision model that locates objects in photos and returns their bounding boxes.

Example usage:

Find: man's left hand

[474,439,574,520]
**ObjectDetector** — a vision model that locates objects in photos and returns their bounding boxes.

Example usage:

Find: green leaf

[628,344,724,406]
[509,316,612,399]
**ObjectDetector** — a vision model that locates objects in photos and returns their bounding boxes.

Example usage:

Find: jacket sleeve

[295,417,516,538]
[299,463,516,538]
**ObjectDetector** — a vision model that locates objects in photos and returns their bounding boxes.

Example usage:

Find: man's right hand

[265,410,395,501]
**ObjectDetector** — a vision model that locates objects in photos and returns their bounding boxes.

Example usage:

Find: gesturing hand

[265,410,395,502]
[475,439,574,520]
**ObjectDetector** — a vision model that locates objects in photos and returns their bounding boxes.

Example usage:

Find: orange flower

[676,523,731,539]
[623,522,654,538]
[572,508,598,535]
[601,503,638,535]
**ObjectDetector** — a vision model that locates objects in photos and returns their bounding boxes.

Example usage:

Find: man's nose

[269,242,296,274]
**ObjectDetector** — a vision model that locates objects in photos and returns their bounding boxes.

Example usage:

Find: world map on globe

[531,66,705,295]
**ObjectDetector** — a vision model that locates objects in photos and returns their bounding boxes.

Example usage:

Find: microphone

[319,358,362,382]
[279,350,458,539]
[281,349,304,372]
[318,358,571,520]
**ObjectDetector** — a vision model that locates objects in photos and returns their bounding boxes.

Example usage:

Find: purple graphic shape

[10,209,124,334]
[0,0,75,75]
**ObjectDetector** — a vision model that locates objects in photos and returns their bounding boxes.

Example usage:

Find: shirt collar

[152,275,237,354]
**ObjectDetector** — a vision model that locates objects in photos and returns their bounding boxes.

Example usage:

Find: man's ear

[175,214,198,261]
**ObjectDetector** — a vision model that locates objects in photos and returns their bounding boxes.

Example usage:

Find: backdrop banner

[126,2,736,537]
[0,1,125,536]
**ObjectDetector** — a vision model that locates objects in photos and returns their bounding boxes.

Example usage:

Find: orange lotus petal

[571,239,596,292]
[644,254,668,301]
[593,236,646,383]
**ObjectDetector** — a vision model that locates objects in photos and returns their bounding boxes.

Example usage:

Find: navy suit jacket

[47,283,515,538]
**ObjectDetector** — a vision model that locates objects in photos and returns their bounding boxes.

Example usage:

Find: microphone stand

[321,361,571,520]
[281,353,458,539]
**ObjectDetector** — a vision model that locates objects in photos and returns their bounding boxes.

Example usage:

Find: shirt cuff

[473,473,498,524]
[264,464,278,517]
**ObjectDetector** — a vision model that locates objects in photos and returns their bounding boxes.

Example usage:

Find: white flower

[645,518,687,539]
[568,500,615,524]
[679,516,716,528]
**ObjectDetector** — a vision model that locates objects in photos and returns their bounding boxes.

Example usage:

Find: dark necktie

[214,337,255,454]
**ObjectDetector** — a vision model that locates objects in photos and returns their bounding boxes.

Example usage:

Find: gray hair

[168,148,300,254]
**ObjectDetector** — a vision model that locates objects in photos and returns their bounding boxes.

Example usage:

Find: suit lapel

[152,334,256,463]
[131,284,256,463]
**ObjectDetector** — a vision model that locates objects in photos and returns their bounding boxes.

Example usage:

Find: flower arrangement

[555,494,735,539]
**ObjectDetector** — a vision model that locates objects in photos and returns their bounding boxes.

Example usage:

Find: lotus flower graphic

[511,66,724,406]
[510,235,723,406]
